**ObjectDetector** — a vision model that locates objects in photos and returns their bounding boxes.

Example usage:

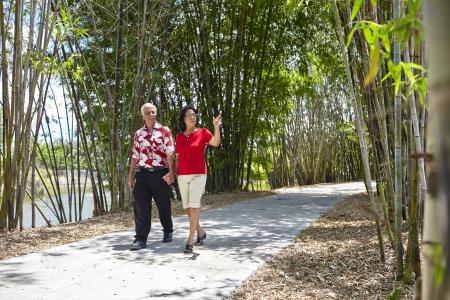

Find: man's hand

[128,159,137,190]
[128,175,135,190]
[163,172,175,185]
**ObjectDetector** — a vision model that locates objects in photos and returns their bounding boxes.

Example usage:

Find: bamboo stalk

[332,0,384,261]
[393,0,404,279]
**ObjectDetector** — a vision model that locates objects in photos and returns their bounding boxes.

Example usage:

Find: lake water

[21,192,111,229]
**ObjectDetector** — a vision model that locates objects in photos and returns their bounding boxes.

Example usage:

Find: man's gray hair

[141,103,157,115]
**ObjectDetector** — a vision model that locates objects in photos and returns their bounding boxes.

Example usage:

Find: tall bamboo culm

[332,0,385,261]
[393,0,404,279]
[422,0,450,298]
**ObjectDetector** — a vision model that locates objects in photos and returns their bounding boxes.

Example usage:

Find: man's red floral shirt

[131,122,174,168]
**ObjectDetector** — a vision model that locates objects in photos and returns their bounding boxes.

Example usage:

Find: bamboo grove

[1,0,450,297]
[0,0,363,230]
[337,0,450,297]
[334,0,425,284]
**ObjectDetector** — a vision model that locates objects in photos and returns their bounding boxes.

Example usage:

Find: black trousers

[133,168,173,243]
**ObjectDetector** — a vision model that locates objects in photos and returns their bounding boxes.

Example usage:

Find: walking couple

[127,103,221,254]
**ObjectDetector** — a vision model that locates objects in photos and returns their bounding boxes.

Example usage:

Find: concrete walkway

[0,182,366,300]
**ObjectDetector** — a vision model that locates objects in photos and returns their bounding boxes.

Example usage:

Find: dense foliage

[0,1,362,228]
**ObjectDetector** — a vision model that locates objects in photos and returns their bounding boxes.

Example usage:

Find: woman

[175,104,221,253]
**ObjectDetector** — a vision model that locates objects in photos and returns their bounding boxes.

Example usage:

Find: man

[128,103,175,250]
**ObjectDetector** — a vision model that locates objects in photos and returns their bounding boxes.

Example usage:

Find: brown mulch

[0,190,274,260]
[226,193,416,300]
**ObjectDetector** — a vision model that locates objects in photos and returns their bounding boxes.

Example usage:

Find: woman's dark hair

[178,104,199,132]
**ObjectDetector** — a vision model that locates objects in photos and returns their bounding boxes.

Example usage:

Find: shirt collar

[144,122,161,131]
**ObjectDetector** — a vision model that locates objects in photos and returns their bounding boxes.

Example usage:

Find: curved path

[0,182,366,300]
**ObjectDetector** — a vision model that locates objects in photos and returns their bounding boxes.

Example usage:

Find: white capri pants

[177,174,207,209]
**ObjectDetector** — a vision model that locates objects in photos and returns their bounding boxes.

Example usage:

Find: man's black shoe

[130,240,147,251]
[162,232,173,243]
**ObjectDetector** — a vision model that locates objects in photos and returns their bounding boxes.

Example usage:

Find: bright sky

[0,77,73,143]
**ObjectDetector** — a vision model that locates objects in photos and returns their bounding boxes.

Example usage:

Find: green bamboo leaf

[351,0,363,21]
[381,72,391,82]
[362,25,374,45]
[364,46,381,87]
[403,63,415,83]
[387,60,394,73]
[381,30,391,53]
[415,78,428,107]
[407,62,426,72]
[408,0,420,16]
[346,24,361,48]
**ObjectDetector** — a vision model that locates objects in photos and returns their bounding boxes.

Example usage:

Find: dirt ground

[226,193,416,300]
[0,190,416,299]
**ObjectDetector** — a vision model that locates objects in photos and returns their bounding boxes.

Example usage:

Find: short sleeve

[203,128,213,145]
[131,131,140,161]
[164,128,175,155]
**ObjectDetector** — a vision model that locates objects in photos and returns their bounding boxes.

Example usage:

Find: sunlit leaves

[283,0,310,16]
[351,0,362,21]
[337,122,358,142]
[348,0,426,102]
[56,8,89,42]
[61,54,85,82]
[364,45,380,88]
[383,61,426,104]
[30,52,84,82]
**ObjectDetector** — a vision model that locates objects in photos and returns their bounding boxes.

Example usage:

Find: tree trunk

[422,0,450,298]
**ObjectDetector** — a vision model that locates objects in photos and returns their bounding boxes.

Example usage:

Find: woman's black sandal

[195,232,207,246]
[184,243,193,254]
